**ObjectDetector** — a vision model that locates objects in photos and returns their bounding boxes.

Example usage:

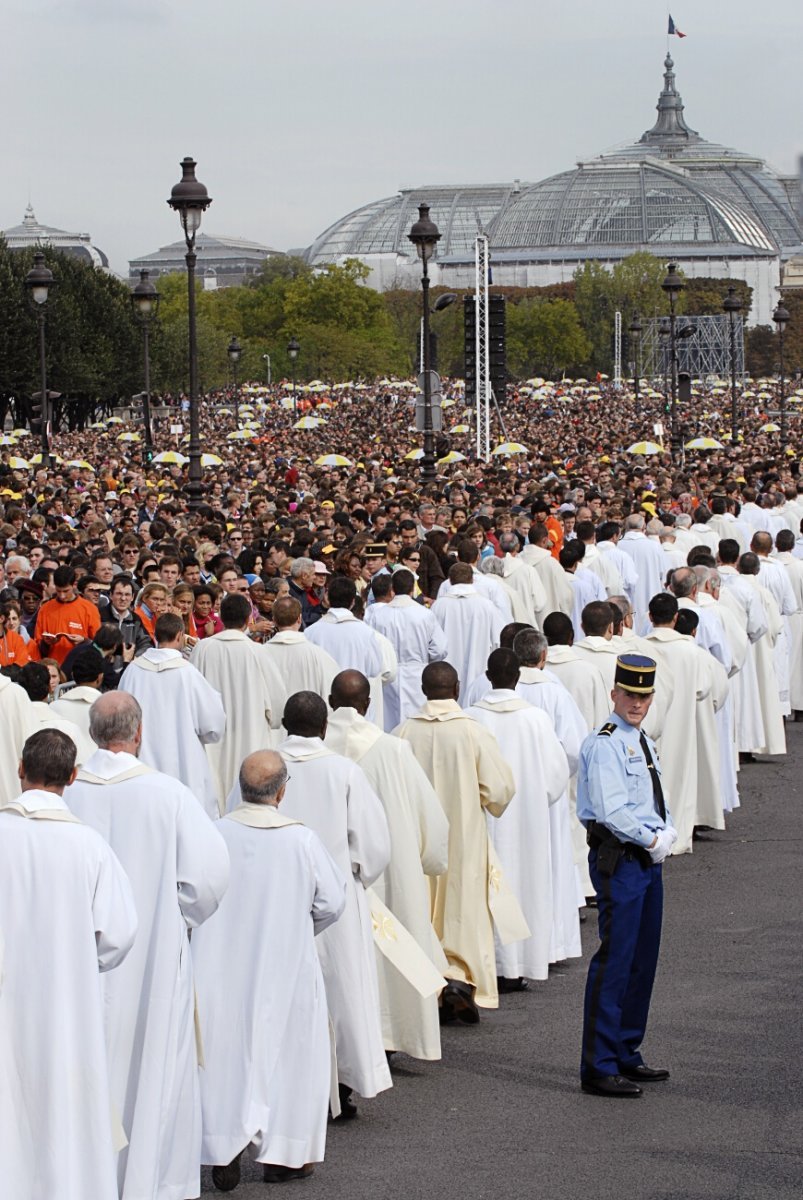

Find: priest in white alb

[0,728,137,1200]
[397,662,516,1021]
[65,692,230,1200]
[262,596,340,698]
[467,649,570,985]
[119,612,225,818]
[272,691,392,1117]
[430,563,505,705]
[365,567,448,730]
[191,593,287,809]
[326,670,449,1061]
[192,751,346,1189]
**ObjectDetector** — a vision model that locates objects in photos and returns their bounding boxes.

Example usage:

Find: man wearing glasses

[398,520,445,601]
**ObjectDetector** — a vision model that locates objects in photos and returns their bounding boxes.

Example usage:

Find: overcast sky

[3,0,801,275]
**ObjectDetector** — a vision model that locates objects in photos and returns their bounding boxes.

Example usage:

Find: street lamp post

[24,251,55,467]
[130,269,160,458]
[408,203,442,484]
[167,156,212,510]
[287,337,299,414]
[773,299,790,451]
[661,262,684,459]
[228,335,241,425]
[723,286,742,445]
[262,353,271,386]
[628,315,642,406]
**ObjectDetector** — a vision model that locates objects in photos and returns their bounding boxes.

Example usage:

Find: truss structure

[613,310,622,388]
[639,314,744,384]
[474,235,491,461]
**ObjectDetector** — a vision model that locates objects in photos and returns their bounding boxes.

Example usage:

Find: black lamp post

[24,252,55,466]
[773,299,790,451]
[167,156,212,510]
[661,262,684,459]
[287,336,299,414]
[227,335,241,425]
[408,203,442,483]
[628,315,642,406]
[262,353,271,386]
[130,269,160,458]
[723,286,742,444]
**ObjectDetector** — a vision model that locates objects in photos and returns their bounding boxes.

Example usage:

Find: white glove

[648,828,675,864]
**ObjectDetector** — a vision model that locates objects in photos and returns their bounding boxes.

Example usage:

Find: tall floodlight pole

[131,269,160,458]
[661,262,684,459]
[628,316,642,406]
[287,337,299,414]
[408,203,442,484]
[773,300,790,451]
[723,286,742,444]
[228,335,241,425]
[262,353,271,386]
[24,252,55,467]
[167,156,212,511]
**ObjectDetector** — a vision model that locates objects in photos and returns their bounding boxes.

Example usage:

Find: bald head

[421,660,459,700]
[329,669,371,716]
[89,691,143,751]
[239,750,288,807]
[750,531,773,557]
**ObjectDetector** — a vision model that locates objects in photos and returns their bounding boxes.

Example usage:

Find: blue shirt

[576,712,673,849]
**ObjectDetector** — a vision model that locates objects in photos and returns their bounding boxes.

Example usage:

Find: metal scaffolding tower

[474,235,491,461]
[613,311,622,388]
[640,314,744,383]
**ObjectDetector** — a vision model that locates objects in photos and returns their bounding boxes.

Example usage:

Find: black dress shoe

[336,1083,358,1119]
[441,980,480,1024]
[212,1152,242,1191]
[262,1163,314,1183]
[620,1063,670,1082]
[581,1074,643,1098]
[497,976,529,993]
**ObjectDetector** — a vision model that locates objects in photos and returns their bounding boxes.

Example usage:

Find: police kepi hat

[614,653,656,694]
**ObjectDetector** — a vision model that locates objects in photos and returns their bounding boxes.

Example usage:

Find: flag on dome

[668,15,686,38]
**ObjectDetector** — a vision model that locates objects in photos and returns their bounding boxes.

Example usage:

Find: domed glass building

[2,204,110,269]
[307,56,801,324]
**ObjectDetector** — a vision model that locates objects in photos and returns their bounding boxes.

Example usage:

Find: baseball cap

[313,561,331,575]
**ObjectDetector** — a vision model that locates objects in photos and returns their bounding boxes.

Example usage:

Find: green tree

[573,261,617,372]
[506,298,591,378]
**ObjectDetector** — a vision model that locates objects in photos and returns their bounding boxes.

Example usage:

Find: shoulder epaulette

[597,722,617,737]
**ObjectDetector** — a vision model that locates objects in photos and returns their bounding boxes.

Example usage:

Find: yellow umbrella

[315,454,353,467]
[11,429,28,438]
[8,456,30,470]
[201,453,224,466]
[626,441,663,456]
[437,451,467,464]
[227,430,251,440]
[684,437,724,450]
[65,459,94,469]
[760,423,780,433]
[404,449,424,460]
[153,451,188,464]
[117,432,141,443]
[0,435,18,446]
[491,442,528,456]
[294,416,324,429]
[107,416,124,425]
[451,424,470,433]
[29,453,64,464]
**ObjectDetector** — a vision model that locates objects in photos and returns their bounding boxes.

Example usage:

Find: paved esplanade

[202,728,803,1199]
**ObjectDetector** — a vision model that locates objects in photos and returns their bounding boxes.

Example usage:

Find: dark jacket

[101,606,153,656]
[288,579,325,628]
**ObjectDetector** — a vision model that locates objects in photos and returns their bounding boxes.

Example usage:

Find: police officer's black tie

[639,733,666,822]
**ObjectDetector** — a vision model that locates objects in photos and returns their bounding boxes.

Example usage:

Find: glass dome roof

[307,56,800,267]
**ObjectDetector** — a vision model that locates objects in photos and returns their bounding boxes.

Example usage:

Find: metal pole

[669,295,679,459]
[729,310,738,445]
[292,362,296,415]
[186,247,202,509]
[38,309,50,467]
[233,358,239,425]
[779,325,787,451]
[264,354,271,386]
[420,260,435,483]
[142,323,153,454]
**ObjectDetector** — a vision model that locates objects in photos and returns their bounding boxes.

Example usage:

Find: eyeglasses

[84,587,103,596]
[406,555,421,562]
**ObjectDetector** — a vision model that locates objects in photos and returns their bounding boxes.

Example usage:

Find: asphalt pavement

[202,724,803,1200]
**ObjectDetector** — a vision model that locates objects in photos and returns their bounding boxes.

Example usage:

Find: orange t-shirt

[34,596,101,665]
[0,629,30,667]
[546,516,564,559]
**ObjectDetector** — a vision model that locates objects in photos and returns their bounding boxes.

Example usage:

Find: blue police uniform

[577,701,673,1083]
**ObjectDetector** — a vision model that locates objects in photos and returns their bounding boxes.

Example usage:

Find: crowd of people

[1,372,802,1197]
